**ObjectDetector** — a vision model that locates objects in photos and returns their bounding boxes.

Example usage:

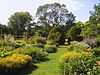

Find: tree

[0,24,9,36]
[8,12,32,36]
[89,2,100,35]
[81,22,97,38]
[48,26,66,45]
[36,3,75,29]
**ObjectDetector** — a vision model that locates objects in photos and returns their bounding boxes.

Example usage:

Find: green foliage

[93,47,100,57]
[0,40,6,46]
[8,12,32,36]
[59,56,100,75]
[48,26,65,45]
[59,51,100,75]
[68,25,82,41]
[36,3,75,27]
[60,52,92,62]
[0,46,14,51]
[44,45,57,53]
[13,46,48,62]
[33,36,47,45]
[96,35,100,46]
[0,54,32,73]
[68,41,90,52]
[81,22,97,38]
[0,51,11,57]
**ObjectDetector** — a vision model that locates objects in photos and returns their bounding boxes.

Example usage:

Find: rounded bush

[60,52,92,62]
[13,46,48,62]
[0,54,32,73]
[48,26,65,45]
[44,45,57,53]
[68,25,81,41]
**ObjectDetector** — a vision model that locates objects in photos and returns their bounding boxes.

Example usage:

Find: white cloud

[36,0,85,12]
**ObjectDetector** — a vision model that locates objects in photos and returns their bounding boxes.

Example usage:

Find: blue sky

[0,0,99,25]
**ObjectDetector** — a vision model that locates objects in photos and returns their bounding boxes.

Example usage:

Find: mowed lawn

[19,45,68,75]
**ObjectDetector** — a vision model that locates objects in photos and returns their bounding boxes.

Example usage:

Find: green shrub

[0,51,11,57]
[68,25,81,41]
[0,40,6,46]
[48,26,65,45]
[60,52,92,62]
[0,46,14,51]
[96,35,100,46]
[0,54,32,73]
[32,36,46,44]
[15,40,26,44]
[93,47,100,57]
[68,41,90,52]
[59,52,100,75]
[13,46,48,62]
[44,45,57,53]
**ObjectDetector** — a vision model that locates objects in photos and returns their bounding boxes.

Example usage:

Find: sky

[0,0,99,25]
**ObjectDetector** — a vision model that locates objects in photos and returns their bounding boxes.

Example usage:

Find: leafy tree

[8,12,32,36]
[68,26,82,41]
[0,24,9,36]
[48,26,65,45]
[81,22,97,38]
[89,2,100,35]
[36,3,75,30]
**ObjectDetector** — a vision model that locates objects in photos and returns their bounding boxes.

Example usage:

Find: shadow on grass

[0,65,38,75]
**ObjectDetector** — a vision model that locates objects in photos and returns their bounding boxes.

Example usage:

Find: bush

[59,56,100,75]
[0,40,6,46]
[48,26,65,45]
[83,38,97,47]
[44,45,57,53]
[68,41,90,52]
[93,47,100,57]
[0,46,14,51]
[15,40,26,45]
[32,36,46,44]
[96,36,100,46]
[13,46,48,62]
[68,25,81,41]
[0,54,32,73]
[59,52,100,75]
[60,52,92,62]
[0,51,11,57]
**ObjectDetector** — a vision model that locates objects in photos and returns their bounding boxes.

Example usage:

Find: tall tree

[89,2,100,35]
[8,12,32,36]
[36,3,75,28]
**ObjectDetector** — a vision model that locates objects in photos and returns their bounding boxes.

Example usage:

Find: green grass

[19,45,68,75]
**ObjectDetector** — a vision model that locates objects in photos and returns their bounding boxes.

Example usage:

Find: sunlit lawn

[19,45,68,75]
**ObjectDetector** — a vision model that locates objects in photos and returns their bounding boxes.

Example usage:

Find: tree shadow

[0,65,38,75]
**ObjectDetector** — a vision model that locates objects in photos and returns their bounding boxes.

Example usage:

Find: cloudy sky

[0,0,99,25]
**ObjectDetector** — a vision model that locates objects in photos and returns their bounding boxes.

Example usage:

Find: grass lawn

[19,45,68,75]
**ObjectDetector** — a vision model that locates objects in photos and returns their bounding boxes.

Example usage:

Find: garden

[0,2,100,75]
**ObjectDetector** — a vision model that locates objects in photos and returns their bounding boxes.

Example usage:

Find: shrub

[0,51,11,57]
[59,56,100,75]
[0,46,14,51]
[60,52,92,62]
[32,36,46,44]
[48,26,65,45]
[96,35,100,46]
[83,38,97,47]
[93,47,100,57]
[68,25,81,41]
[13,46,48,62]
[0,40,6,46]
[0,54,32,73]
[15,40,26,45]
[44,45,57,53]
[59,52,100,75]
[68,41,90,52]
